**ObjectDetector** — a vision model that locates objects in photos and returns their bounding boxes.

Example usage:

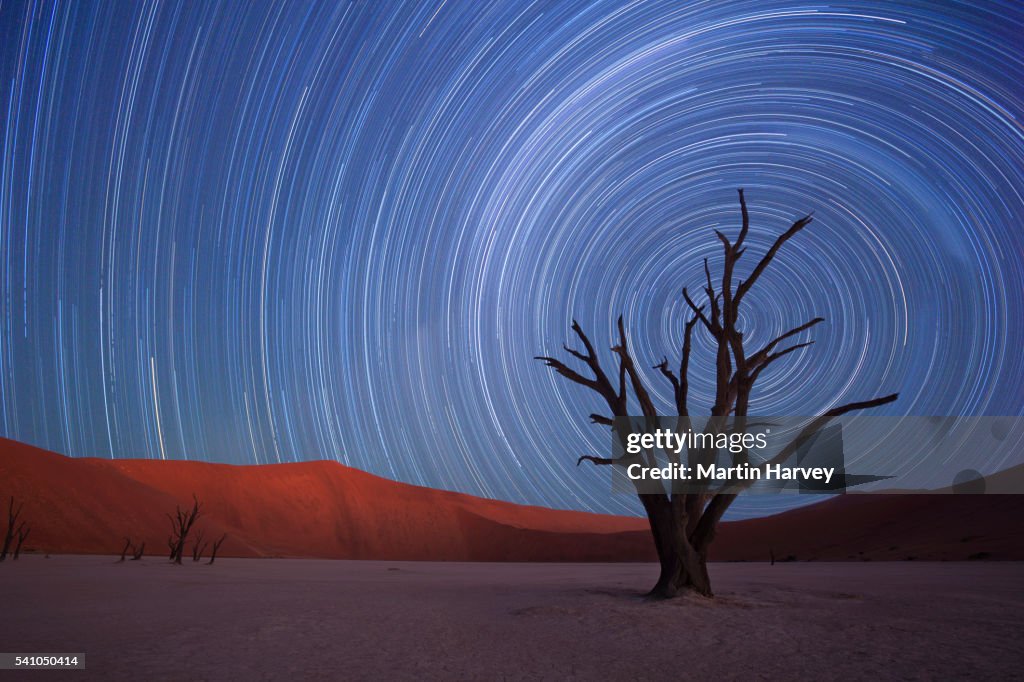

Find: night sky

[1,1,1022,518]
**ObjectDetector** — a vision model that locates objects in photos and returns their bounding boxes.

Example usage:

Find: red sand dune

[1,437,1021,561]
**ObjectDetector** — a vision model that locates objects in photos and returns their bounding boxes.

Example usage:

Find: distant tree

[118,537,132,562]
[119,537,146,561]
[1,496,27,561]
[207,534,227,565]
[191,529,208,562]
[167,495,202,565]
[537,190,897,598]
[13,522,29,560]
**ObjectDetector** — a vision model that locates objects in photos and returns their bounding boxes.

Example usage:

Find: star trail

[1,1,1022,518]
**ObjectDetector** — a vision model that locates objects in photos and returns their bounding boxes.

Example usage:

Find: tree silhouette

[0,496,27,561]
[191,529,208,562]
[118,537,132,562]
[119,537,146,561]
[167,495,202,565]
[12,523,29,560]
[537,190,898,598]
[207,534,227,565]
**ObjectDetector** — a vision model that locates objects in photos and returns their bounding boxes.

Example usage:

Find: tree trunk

[641,496,713,598]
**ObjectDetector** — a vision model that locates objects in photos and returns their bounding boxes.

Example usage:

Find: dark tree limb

[168,495,202,565]
[703,259,721,326]
[535,320,625,413]
[13,523,29,560]
[692,392,900,552]
[534,355,601,392]
[654,357,680,396]
[682,288,713,332]
[677,315,700,415]
[749,341,815,382]
[655,312,701,422]
[748,317,824,368]
[119,537,132,562]
[577,455,616,467]
[612,316,658,423]
[1,497,24,561]
[571,319,619,403]
[736,188,750,250]
[734,213,814,308]
[192,529,208,562]
[208,534,227,565]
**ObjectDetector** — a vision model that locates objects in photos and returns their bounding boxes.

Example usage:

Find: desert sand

[0,556,1020,680]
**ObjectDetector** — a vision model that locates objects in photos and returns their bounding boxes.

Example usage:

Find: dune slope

[1,437,1021,561]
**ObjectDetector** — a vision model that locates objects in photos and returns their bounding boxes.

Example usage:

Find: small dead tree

[1,496,25,561]
[13,523,29,560]
[119,537,133,562]
[120,537,145,561]
[167,495,202,565]
[537,190,898,598]
[207,534,227,565]
[191,529,208,562]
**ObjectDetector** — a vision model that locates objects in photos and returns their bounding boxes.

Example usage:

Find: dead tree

[0,496,25,561]
[207,534,227,565]
[167,495,202,565]
[537,190,898,598]
[191,529,208,562]
[13,523,29,560]
[120,537,145,561]
[119,537,132,562]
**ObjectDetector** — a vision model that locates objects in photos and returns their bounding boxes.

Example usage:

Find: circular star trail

[1,1,1022,518]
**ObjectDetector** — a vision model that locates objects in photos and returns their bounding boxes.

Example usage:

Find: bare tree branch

[534,356,601,392]
[677,315,700,415]
[654,357,680,394]
[0,496,24,561]
[571,319,617,397]
[168,494,202,565]
[612,316,659,429]
[192,529,209,562]
[748,317,824,367]
[692,392,900,551]
[735,188,750,250]
[208,534,227,565]
[12,523,29,560]
[704,259,721,326]
[536,320,625,413]
[682,288,713,332]
[750,341,815,383]
[119,537,132,563]
[577,455,616,467]
[734,213,814,309]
